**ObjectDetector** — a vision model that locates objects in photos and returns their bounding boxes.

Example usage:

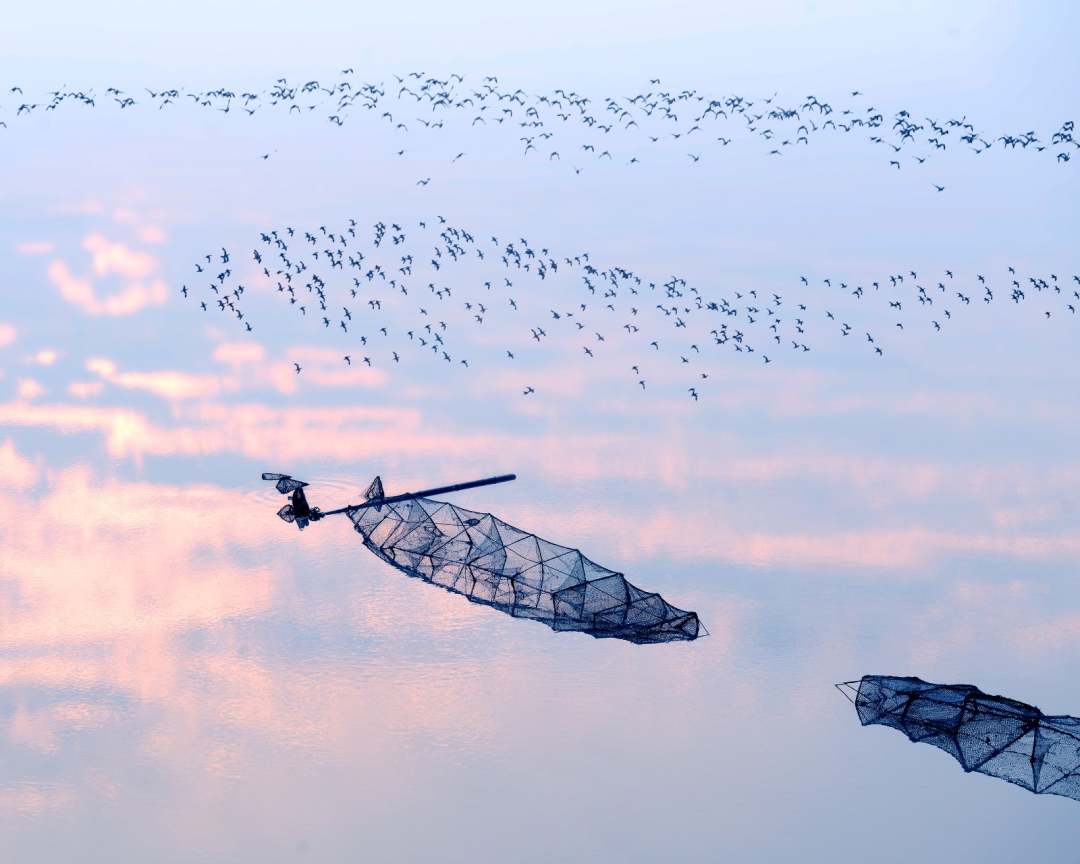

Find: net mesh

[261,472,309,495]
[364,475,386,504]
[845,675,1080,803]
[348,493,701,644]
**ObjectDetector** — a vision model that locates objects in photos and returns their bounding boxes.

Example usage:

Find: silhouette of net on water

[838,675,1080,803]
[348,496,702,644]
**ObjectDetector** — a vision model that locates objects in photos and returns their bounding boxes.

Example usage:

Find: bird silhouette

[178,205,1078,405]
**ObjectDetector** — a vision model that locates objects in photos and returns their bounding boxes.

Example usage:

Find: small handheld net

[261,472,309,495]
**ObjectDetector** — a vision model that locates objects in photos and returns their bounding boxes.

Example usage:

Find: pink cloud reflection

[16,241,55,256]
[87,356,227,401]
[1,391,1078,572]
[48,259,167,317]
[45,233,168,317]
[212,341,266,366]
[0,438,38,487]
[0,441,721,785]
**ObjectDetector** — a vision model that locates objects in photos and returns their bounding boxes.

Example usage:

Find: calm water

[2,4,1080,861]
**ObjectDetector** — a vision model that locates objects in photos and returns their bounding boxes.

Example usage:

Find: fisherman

[291,486,313,519]
[290,485,322,528]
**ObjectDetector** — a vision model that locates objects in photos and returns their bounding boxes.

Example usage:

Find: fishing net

[363,475,385,505]
[261,472,309,494]
[349,495,702,643]
[842,675,1080,803]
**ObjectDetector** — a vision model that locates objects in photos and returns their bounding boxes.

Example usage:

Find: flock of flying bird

[185,215,1080,400]
[5,70,1075,399]
[3,71,1078,184]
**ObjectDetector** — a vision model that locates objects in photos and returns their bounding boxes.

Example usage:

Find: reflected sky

[2,2,1080,862]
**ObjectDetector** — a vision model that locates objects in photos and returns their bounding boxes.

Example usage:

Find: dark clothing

[291,487,313,518]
